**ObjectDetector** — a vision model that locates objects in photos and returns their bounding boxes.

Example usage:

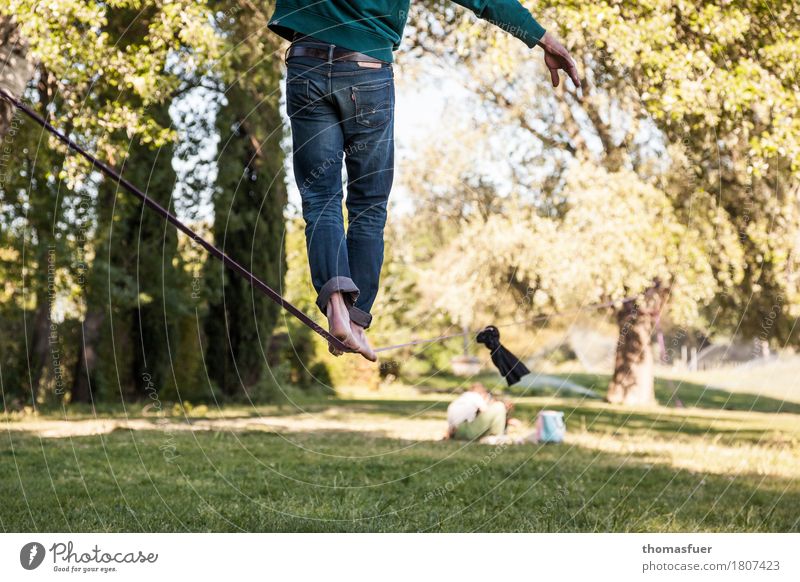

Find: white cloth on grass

[447,391,488,429]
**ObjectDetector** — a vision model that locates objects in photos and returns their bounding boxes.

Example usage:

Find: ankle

[327,292,347,315]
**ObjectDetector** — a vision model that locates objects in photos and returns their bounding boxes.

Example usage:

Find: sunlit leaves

[428,161,716,326]
[2,0,219,154]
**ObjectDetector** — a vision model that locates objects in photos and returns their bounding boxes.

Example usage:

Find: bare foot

[326,292,359,355]
[350,321,377,362]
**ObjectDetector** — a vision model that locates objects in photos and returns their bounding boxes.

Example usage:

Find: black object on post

[476,326,530,386]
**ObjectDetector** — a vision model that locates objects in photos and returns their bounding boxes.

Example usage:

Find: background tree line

[393,0,799,404]
[1,0,798,410]
[0,0,298,408]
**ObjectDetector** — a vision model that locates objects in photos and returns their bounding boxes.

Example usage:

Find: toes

[343,336,362,352]
[354,338,377,362]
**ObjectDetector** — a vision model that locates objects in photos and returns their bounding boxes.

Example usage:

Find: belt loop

[327,44,335,64]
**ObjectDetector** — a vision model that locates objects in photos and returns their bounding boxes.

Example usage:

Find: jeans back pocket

[352,81,393,128]
[286,78,311,118]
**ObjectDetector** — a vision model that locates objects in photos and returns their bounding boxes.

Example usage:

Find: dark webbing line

[0,88,350,354]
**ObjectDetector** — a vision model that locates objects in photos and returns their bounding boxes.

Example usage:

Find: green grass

[3,381,800,532]
[1,428,797,533]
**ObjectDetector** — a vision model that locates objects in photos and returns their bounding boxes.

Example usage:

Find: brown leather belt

[286,45,385,64]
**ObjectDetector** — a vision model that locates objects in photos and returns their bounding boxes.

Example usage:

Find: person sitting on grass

[446,383,515,441]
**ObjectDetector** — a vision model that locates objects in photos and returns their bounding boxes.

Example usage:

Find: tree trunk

[71,173,117,404]
[72,309,104,403]
[26,295,50,404]
[606,285,667,406]
[124,102,180,400]
[0,15,35,137]
[205,83,286,397]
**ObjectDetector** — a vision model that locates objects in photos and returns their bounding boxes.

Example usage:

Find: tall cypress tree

[123,103,183,398]
[204,2,287,397]
[0,70,68,405]
[72,4,189,402]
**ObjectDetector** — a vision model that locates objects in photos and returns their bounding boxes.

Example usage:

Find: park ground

[1,370,799,532]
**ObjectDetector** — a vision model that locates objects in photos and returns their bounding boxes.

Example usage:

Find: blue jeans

[286,41,395,329]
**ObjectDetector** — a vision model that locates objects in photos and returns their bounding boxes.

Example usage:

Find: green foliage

[121,102,185,397]
[403,0,800,355]
[537,0,800,342]
[419,162,715,332]
[0,304,32,405]
[0,0,221,405]
[3,0,798,410]
[0,77,73,403]
[2,0,219,165]
[204,1,288,397]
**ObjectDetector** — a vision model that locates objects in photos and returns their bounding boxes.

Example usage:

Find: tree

[71,177,123,403]
[125,103,184,398]
[422,161,714,404]
[1,0,218,165]
[204,1,288,397]
[0,14,34,137]
[402,0,799,404]
[0,69,70,404]
[74,2,217,403]
[545,0,800,399]
[0,0,219,404]
[597,0,800,343]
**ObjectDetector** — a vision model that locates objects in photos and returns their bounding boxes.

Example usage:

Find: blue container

[536,410,566,443]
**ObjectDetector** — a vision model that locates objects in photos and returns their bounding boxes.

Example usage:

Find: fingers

[542,40,581,90]
[550,68,560,87]
[556,52,581,89]
[567,64,581,88]
[550,44,580,89]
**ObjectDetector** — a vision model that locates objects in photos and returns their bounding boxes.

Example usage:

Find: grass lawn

[2,373,799,532]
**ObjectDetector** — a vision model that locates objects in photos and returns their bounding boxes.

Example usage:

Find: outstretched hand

[538,31,581,90]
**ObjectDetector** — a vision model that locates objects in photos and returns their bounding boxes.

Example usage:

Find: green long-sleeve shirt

[268,1,546,63]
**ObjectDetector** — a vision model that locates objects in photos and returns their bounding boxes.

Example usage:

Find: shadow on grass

[337,394,798,447]
[515,403,795,446]
[3,397,343,423]
[562,372,800,415]
[409,369,800,415]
